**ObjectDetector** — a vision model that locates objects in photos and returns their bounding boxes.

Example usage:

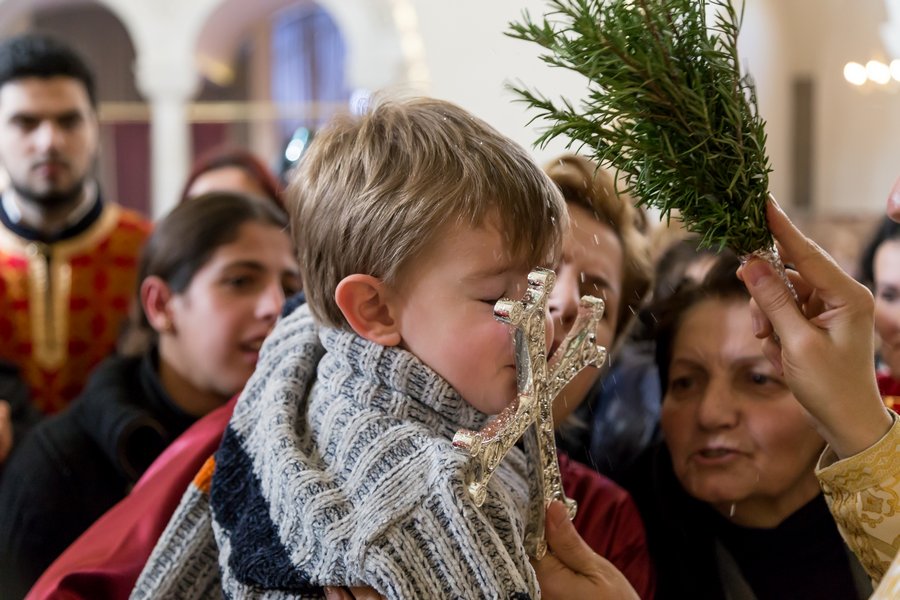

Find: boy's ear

[334,275,402,347]
[141,276,175,334]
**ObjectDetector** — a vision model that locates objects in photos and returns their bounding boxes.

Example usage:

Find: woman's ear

[141,276,175,334]
[334,274,402,346]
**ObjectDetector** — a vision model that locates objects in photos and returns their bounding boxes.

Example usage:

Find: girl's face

[660,298,824,527]
[161,221,301,407]
[873,239,900,378]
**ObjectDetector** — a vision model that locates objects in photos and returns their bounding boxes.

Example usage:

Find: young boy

[134,96,568,599]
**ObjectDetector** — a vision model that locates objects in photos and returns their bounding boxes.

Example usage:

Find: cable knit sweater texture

[133,304,538,599]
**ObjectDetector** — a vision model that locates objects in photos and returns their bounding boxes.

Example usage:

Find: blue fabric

[557,340,661,481]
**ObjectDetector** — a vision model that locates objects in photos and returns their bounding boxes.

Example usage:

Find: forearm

[814,388,894,460]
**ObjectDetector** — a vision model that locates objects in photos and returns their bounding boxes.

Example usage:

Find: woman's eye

[879,289,900,303]
[225,276,253,289]
[669,376,693,392]
[745,371,785,392]
[750,373,770,385]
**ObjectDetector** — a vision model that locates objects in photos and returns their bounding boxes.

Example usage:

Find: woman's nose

[549,264,580,340]
[696,379,740,430]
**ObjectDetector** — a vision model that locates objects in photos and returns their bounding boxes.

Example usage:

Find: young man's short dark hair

[0,34,96,107]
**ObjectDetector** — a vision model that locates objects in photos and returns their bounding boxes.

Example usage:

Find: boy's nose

[544,306,555,355]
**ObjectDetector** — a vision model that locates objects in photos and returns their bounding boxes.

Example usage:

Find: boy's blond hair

[544,154,652,339]
[290,95,568,328]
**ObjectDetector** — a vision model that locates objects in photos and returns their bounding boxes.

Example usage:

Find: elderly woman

[619,251,873,599]
[531,200,899,600]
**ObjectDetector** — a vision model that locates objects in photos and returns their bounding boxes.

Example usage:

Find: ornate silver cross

[452,267,607,558]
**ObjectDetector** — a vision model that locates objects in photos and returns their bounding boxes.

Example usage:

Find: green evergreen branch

[509,0,772,254]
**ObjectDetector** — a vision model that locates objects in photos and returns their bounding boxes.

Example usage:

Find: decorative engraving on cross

[452,267,607,558]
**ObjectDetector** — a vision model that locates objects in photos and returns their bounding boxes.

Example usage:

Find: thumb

[544,501,599,574]
[741,258,803,336]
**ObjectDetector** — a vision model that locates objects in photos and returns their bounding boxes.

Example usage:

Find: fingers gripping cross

[452,268,607,558]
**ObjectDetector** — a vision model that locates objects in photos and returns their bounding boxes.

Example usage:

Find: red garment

[0,204,150,414]
[560,451,655,600]
[26,396,237,600]
[877,372,900,410]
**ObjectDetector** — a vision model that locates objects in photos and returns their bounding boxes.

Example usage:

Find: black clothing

[0,192,103,244]
[0,352,197,599]
[0,359,41,472]
[621,443,872,600]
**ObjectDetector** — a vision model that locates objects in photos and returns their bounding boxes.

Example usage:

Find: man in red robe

[0,35,150,432]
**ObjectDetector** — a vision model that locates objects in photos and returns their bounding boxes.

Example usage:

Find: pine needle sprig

[509,0,773,255]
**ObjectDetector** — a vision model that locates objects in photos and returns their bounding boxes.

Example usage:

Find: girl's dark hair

[652,250,748,394]
[179,146,285,213]
[859,216,900,288]
[119,192,290,355]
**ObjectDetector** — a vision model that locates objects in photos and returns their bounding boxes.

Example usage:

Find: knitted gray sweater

[133,304,538,599]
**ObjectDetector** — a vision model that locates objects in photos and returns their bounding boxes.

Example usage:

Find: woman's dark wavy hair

[118,192,289,355]
[859,216,900,289]
[651,250,749,395]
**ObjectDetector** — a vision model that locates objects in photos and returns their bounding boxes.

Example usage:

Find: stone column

[95,0,222,217]
[134,53,197,218]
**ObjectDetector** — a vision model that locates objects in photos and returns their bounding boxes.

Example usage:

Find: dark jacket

[0,352,197,599]
[0,359,41,473]
[621,443,872,600]
[557,339,661,481]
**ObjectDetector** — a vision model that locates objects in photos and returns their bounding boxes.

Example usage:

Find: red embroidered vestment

[0,204,150,414]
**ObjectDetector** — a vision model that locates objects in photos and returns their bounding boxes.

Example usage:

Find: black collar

[0,191,104,244]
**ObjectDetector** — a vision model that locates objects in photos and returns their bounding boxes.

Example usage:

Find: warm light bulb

[844,62,867,85]
[891,59,900,81]
[867,60,891,85]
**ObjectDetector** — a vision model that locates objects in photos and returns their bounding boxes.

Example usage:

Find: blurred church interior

[0,0,897,274]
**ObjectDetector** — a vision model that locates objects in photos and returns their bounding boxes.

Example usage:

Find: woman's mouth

[692,446,745,465]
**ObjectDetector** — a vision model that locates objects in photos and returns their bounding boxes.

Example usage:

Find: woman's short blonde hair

[544,154,652,338]
[289,95,567,328]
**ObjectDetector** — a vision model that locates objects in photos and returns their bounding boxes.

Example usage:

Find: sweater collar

[318,326,490,433]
